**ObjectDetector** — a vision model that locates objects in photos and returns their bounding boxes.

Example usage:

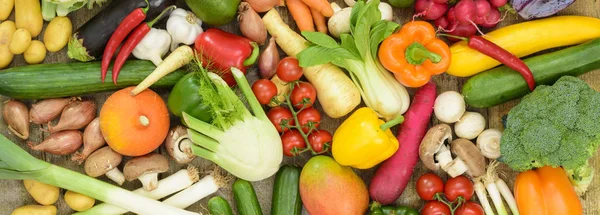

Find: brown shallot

[238,2,267,45]
[72,118,106,164]
[244,0,278,13]
[3,100,30,140]
[258,37,280,79]
[30,97,75,124]
[29,130,83,155]
[47,100,96,133]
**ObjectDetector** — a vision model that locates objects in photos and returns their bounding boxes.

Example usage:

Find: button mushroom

[447,139,486,178]
[84,146,125,185]
[165,126,195,164]
[123,154,169,191]
[419,124,453,171]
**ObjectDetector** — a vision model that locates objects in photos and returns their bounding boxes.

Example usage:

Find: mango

[299,156,369,215]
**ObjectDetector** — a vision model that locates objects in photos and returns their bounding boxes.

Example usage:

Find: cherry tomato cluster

[417,173,484,215]
[251,57,332,157]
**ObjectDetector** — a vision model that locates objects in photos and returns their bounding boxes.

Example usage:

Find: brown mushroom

[123,154,169,191]
[165,126,195,164]
[448,139,486,178]
[84,146,124,185]
[419,124,453,171]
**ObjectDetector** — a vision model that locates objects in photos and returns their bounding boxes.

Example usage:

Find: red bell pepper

[194,28,259,86]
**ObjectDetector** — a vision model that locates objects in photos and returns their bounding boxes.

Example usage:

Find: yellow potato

[0,0,14,21]
[64,191,95,212]
[10,28,32,54]
[23,180,59,206]
[15,0,43,37]
[44,16,72,52]
[11,205,57,215]
[24,41,46,65]
[0,20,16,69]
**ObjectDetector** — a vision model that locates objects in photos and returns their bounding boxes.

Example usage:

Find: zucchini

[271,165,302,215]
[208,196,234,215]
[462,38,600,108]
[0,60,185,99]
[233,179,263,215]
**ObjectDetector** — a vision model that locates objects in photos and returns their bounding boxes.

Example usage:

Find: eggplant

[67,0,176,62]
[510,0,575,20]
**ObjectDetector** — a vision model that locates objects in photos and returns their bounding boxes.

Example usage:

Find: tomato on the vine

[251,79,277,105]
[308,130,332,153]
[276,57,303,82]
[290,82,316,109]
[455,202,484,215]
[281,129,306,157]
[267,107,294,133]
[297,107,321,133]
[416,173,444,201]
[444,175,474,202]
[421,201,451,215]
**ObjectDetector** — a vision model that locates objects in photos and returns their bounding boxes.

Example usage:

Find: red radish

[433,0,448,3]
[448,23,477,41]
[447,8,456,24]
[29,130,83,155]
[47,100,97,133]
[414,0,449,21]
[474,0,491,17]
[435,16,450,29]
[369,82,437,205]
[454,0,477,25]
[490,0,507,8]
[481,8,501,28]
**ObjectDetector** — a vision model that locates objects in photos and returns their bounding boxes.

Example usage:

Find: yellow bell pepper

[332,107,404,169]
[448,16,600,77]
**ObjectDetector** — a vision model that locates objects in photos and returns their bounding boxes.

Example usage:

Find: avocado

[184,0,240,26]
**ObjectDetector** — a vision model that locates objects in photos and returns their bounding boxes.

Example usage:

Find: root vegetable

[480,8,501,28]
[434,91,466,123]
[43,16,72,52]
[414,0,448,20]
[490,0,507,8]
[239,2,267,45]
[476,129,501,159]
[447,22,477,40]
[258,37,280,79]
[11,205,56,215]
[28,130,83,155]
[64,191,95,212]
[287,0,315,32]
[474,0,491,17]
[311,8,328,34]
[23,180,59,205]
[47,100,96,133]
[0,0,13,21]
[301,0,334,17]
[244,0,278,12]
[454,112,486,139]
[435,16,449,29]
[165,126,195,164]
[0,21,16,69]
[9,28,31,55]
[72,118,105,164]
[268,75,290,107]
[3,100,29,140]
[84,146,124,185]
[327,3,352,38]
[24,40,46,65]
[29,97,74,124]
[131,46,193,96]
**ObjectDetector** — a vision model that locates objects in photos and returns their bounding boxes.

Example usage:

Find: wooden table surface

[1,0,599,214]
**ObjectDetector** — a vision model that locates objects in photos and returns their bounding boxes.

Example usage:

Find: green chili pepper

[167,72,212,122]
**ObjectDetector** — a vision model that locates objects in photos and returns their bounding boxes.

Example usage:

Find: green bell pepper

[167,72,212,122]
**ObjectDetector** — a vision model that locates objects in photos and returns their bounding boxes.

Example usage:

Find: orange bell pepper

[514,166,583,215]
[378,21,451,88]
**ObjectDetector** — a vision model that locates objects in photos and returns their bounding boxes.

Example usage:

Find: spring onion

[0,134,198,215]
[474,177,495,215]
[484,161,508,215]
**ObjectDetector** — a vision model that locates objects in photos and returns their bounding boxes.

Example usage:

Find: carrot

[286,0,315,32]
[301,0,334,17]
[131,45,193,96]
[311,8,328,34]
[368,81,437,205]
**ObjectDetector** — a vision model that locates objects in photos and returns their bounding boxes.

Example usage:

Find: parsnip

[268,75,291,107]
[262,9,361,118]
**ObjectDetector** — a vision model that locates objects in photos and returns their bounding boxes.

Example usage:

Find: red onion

[48,100,96,133]
[258,37,280,79]
[29,130,83,155]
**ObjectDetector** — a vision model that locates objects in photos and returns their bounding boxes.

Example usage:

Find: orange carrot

[287,0,315,32]
[311,8,328,34]
[301,0,334,17]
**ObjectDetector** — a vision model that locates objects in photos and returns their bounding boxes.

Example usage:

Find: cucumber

[233,179,263,215]
[271,165,302,215]
[0,60,185,99]
[462,38,600,108]
[208,196,234,215]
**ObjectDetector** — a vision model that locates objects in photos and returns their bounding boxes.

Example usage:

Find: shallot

[48,100,96,133]
[238,2,267,45]
[72,118,106,164]
[3,100,30,140]
[244,0,278,13]
[258,37,280,79]
[29,130,83,155]
[30,97,74,124]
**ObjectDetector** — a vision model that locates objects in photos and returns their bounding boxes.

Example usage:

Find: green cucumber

[208,196,234,215]
[462,38,600,108]
[271,165,302,215]
[0,60,186,99]
[233,179,263,215]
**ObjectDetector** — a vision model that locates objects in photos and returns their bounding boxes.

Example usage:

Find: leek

[0,134,198,215]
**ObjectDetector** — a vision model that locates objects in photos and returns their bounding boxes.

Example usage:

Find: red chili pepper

[101,1,149,83]
[194,28,259,87]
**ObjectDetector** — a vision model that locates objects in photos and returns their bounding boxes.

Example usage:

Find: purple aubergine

[510,0,575,20]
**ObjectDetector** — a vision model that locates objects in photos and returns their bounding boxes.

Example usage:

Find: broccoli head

[500,76,600,195]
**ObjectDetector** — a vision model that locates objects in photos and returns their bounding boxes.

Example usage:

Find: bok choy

[297,0,410,121]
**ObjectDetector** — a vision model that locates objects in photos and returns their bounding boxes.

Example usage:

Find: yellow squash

[448,16,600,77]
[15,0,43,37]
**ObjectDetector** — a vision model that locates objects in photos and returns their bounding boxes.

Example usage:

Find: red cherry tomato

[267,107,294,133]
[276,57,303,82]
[290,82,316,109]
[297,107,321,133]
[455,202,484,215]
[421,201,451,215]
[251,79,277,105]
[444,175,474,202]
[416,173,445,201]
[307,130,332,153]
[281,129,306,157]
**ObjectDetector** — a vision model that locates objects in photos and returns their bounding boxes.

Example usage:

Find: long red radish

[369,81,437,205]
[414,0,448,21]
[131,45,193,96]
